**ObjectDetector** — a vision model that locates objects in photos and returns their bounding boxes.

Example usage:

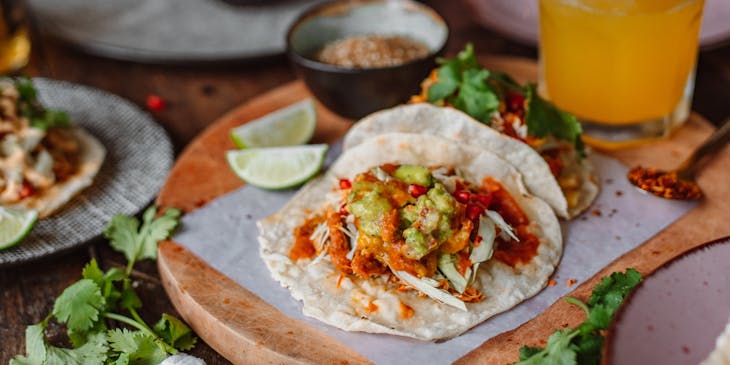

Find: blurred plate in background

[463,0,730,50]
[28,0,322,63]
[605,236,730,365]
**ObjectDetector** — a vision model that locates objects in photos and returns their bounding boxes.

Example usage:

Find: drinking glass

[0,0,30,75]
[539,0,705,148]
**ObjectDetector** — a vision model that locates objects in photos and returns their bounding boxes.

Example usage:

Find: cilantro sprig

[514,269,642,365]
[423,44,585,157]
[11,206,195,365]
[12,77,71,131]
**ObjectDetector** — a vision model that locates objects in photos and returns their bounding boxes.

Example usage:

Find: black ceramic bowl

[286,0,448,120]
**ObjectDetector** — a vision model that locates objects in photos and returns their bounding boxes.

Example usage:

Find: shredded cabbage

[393,270,466,311]
[438,254,467,294]
[470,216,496,263]
[486,210,519,242]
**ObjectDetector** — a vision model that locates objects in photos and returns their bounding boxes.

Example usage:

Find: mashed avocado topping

[290,163,538,310]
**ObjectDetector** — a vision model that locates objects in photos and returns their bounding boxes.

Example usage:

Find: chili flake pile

[627,166,702,200]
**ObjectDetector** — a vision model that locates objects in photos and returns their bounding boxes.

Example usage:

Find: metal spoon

[627,118,730,199]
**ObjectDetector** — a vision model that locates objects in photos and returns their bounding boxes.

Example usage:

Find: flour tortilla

[258,133,562,340]
[10,127,106,218]
[344,103,599,218]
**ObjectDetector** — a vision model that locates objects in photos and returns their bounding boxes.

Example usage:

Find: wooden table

[2,2,730,363]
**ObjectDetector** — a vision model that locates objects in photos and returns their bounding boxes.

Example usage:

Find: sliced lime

[230,99,317,148]
[226,144,328,189]
[0,207,38,250]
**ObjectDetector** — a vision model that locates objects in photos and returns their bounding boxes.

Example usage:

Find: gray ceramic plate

[27,0,323,63]
[0,78,173,267]
[464,0,730,50]
[606,236,730,364]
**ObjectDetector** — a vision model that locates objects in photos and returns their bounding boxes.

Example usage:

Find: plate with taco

[0,78,173,266]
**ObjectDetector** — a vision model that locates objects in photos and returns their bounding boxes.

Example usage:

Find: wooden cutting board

[155,57,730,365]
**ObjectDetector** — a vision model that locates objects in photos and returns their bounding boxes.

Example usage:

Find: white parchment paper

[172,146,696,364]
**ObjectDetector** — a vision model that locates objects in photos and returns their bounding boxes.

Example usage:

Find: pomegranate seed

[474,194,492,208]
[408,184,427,198]
[146,94,166,111]
[507,92,525,112]
[466,204,484,220]
[340,204,349,216]
[453,190,471,203]
[339,179,352,189]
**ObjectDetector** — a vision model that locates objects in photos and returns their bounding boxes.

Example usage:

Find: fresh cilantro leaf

[154,314,197,351]
[114,353,130,365]
[68,320,108,348]
[44,332,108,365]
[10,324,47,365]
[574,332,604,365]
[139,206,182,261]
[453,68,499,122]
[82,259,105,288]
[512,269,642,365]
[427,63,460,102]
[13,78,71,131]
[519,346,544,361]
[52,279,106,332]
[104,206,181,265]
[524,84,585,157]
[105,214,141,263]
[108,329,168,365]
[588,268,642,311]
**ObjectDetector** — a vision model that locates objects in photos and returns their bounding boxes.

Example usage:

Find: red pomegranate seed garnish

[474,194,492,208]
[452,190,471,203]
[408,184,427,198]
[339,179,352,190]
[466,204,484,221]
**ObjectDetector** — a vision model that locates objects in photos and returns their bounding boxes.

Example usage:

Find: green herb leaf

[10,324,47,365]
[512,269,642,365]
[518,346,544,361]
[588,268,642,311]
[524,84,585,157]
[44,332,108,365]
[52,279,106,332]
[13,78,71,131]
[104,206,181,264]
[154,314,197,351]
[107,329,168,365]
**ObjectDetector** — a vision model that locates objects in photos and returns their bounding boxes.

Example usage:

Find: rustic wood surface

[2,1,730,363]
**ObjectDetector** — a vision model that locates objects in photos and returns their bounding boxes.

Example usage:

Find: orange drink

[0,0,30,74]
[539,0,704,147]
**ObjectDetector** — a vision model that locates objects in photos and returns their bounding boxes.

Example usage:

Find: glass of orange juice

[539,0,705,148]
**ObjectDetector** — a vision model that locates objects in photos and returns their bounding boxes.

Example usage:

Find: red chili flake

[615,190,624,197]
[466,204,484,221]
[473,193,492,208]
[408,184,427,198]
[339,178,352,190]
[146,94,166,111]
[567,279,578,287]
[548,280,557,287]
[681,345,690,354]
[591,209,602,217]
[452,190,471,203]
[18,181,35,199]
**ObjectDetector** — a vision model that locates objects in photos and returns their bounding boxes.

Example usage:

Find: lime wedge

[230,99,317,148]
[226,144,328,189]
[0,207,38,250]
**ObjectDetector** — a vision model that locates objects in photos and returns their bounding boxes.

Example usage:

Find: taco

[404,44,599,218]
[0,79,106,218]
[258,133,561,340]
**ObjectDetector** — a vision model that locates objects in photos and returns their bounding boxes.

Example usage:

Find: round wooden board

[156,56,730,364]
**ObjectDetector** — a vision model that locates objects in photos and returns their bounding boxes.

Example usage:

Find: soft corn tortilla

[258,133,562,340]
[10,127,106,218]
[344,103,599,218]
